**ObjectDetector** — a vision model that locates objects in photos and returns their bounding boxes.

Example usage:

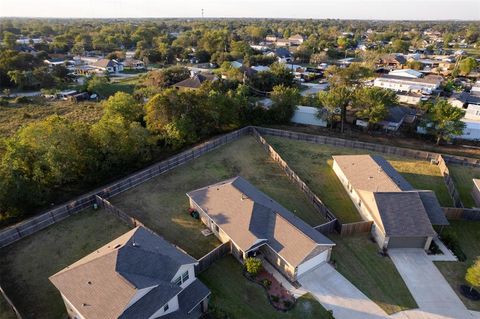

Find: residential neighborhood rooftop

[187,176,334,267]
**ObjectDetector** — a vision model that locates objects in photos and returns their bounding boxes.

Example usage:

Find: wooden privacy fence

[0,195,94,248]
[340,221,374,236]
[0,284,23,319]
[444,207,480,221]
[437,155,463,208]
[95,196,144,228]
[0,127,252,249]
[195,242,231,275]
[314,219,338,234]
[252,128,338,224]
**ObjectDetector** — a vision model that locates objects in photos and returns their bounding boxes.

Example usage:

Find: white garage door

[296,249,329,278]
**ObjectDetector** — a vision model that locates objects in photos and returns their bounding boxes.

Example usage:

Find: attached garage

[388,236,428,249]
[296,249,330,278]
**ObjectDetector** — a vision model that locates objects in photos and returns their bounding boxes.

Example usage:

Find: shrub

[283,300,292,308]
[441,232,467,261]
[245,257,262,276]
[14,96,31,104]
[326,310,335,319]
[271,295,279,302]
[428,240,442,255]
[261,279,271,288]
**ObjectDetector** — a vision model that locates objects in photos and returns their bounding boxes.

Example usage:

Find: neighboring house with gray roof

[90,58,123,73]
[187,176,335,282]
[332,155,448,250]
[50,227,210,319]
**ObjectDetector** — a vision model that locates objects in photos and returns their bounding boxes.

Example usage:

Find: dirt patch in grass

[266,136,452,222]
[328,233,417,314]
[199,256,332,319]
[435,220,480,311]
[110,136,326,259]
[0,209,131,319]
[449,165,480,208]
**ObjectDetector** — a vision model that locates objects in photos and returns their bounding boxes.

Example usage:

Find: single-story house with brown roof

[173,73,216,91]
[332,155,449,250]
[187,176,335,282]
[50,227,210,319]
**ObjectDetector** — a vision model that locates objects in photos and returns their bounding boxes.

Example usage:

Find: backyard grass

[435,220,480,311]
[0,209,131,319]
[266,136,452,223]
[199,256,333,319]
[110,135,326,259]
[328,233,418,314]
[449,165,480,208]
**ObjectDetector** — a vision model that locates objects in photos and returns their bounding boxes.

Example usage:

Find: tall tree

[318,85,351,131]
[269,85,300,124]
[352,87,397,128]
[420,99,466,145]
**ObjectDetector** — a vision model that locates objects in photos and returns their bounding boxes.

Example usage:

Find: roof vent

[114,244,121,249]
[87,281,92,285]
[132,239,139,247]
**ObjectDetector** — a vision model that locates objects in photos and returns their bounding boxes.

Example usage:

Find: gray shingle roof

[417,191,449,226]
[373,192,436,237]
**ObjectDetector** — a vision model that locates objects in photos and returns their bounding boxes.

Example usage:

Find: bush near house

[245,257,263,276]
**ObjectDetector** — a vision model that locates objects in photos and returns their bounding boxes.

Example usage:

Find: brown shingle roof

[187,177,334,268]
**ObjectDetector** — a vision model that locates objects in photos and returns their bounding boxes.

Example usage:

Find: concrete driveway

[389,249,473,319]
[298,263,389,319]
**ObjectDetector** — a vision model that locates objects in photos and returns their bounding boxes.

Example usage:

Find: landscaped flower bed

[243,262,296,312]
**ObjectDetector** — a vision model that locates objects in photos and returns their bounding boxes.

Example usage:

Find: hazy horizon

[1,0,479,21]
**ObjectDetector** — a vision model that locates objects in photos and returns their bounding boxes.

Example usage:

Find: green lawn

[266,136,452,223]
[449,165,480,208]
[435,220,480,311]
[0,209,131,319]
[199,256,333,319]
[328,234,417,314]
[111,135,326,259]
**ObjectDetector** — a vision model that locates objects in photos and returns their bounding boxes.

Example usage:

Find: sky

[0,0,479,20]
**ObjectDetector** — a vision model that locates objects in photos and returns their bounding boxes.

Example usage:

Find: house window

[164,303,169,312]
[182,271,189,282]
[174,276,182,286]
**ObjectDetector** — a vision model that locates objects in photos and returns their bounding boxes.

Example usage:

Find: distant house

[265,35,278,42]
[472,179,480,207]
[388,69,423,78]
[275,39,290,47]
[187,177,335,282]
[274,48,293,63]
[50,227,210,319]
[449,90,480,140]
[332,155,449,250]
[91,59,124,73]
[44,58,67,67]
[378,54,407,70]
[288,34,305,46]
[378,105,417,131]
[291,106,328,127]
[373,74,443,95]
[173,73,216,91]
[122,59,145,70]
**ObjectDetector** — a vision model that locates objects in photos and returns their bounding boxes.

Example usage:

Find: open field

[435,220,480,311]
[449,165,480,208]
[0,209,131,319]
[111,135,326,259]
[199,256,332,319]
[327,233,418,314]
[266,136,452,223]
[0,99,103,138]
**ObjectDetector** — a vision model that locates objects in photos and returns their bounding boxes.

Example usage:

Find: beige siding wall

[473,185,480,208]
[259,245,296,281]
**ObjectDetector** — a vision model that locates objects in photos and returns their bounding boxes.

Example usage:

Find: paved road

[389,249,474,319]
[298,263,389,319]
